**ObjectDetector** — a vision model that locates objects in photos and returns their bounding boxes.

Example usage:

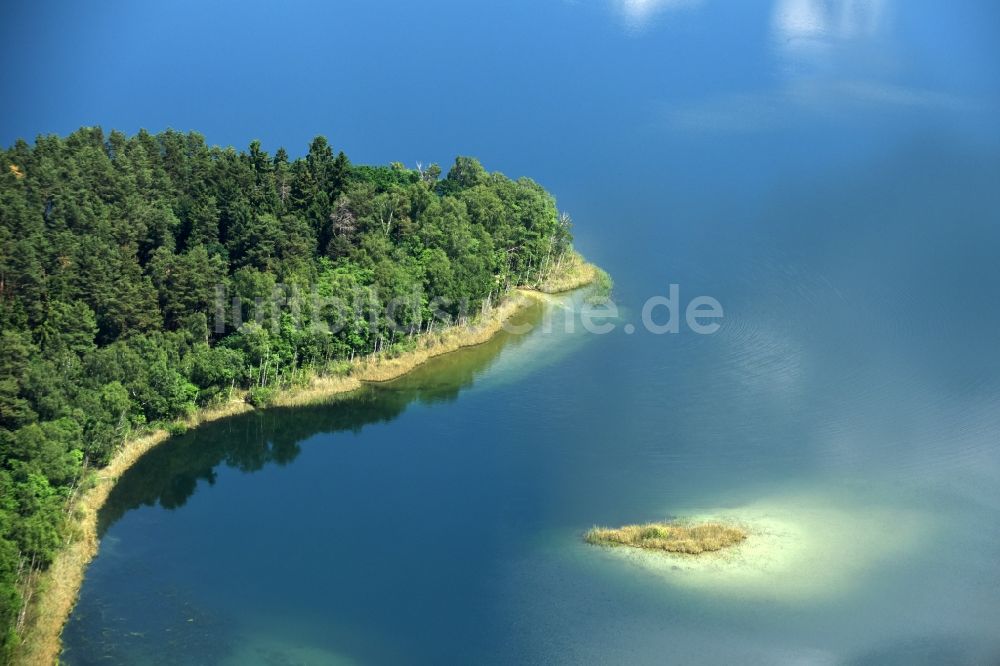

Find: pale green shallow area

[221,640,358,666]
[571,484,934,603]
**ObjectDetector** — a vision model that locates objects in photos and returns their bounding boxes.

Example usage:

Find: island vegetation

[0,127,597,664]
[585,521,748,555]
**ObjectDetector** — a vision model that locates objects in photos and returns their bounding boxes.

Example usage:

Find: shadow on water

[97,299,547,537]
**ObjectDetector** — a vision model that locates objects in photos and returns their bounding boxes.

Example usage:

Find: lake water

[50,1,1000,664]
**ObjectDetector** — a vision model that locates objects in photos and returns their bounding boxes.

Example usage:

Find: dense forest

[0,127,576,660]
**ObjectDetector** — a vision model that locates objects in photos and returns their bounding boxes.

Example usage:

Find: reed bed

[266,374,364,408]
[356,291,533,383]
[535,251,599,294]
[585,521,748,555]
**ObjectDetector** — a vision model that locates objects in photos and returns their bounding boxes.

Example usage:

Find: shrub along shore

[14,266,598,666]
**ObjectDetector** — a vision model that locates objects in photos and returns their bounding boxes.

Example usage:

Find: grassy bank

[265,289,537,407]
[534,251,602,294]
[14,263,599,665]
[585,521,748,555]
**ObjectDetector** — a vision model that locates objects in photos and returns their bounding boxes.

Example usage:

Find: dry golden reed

[534,251,599,294]
[585,521,748,555]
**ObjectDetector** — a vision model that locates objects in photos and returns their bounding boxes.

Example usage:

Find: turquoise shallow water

[50,1,1000,664]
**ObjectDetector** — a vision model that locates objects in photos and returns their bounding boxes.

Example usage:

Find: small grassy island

[585,521,748,555]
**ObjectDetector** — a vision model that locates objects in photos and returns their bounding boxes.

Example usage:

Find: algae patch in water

[585,521,747,554]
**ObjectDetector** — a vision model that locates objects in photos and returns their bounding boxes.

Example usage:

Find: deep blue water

[6,1,1000,663]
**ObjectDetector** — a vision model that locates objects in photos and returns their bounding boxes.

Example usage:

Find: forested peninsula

[0,128,599,663]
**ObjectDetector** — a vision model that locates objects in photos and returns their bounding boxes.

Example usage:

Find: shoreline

[14,261,599,665]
